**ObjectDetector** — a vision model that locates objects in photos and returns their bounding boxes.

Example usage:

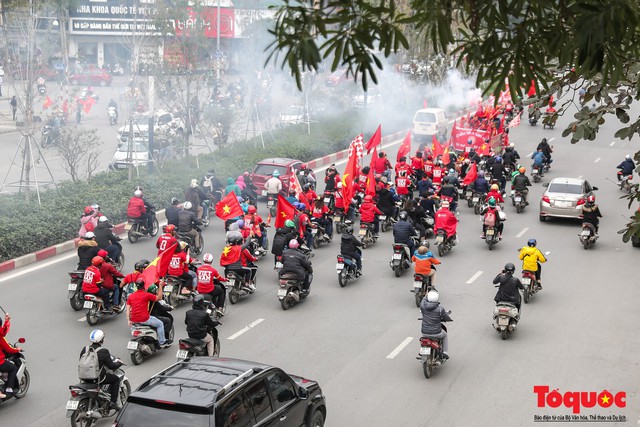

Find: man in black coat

[340,226,364,275]
[493,263,524,311]
[280,241,313,292]
[184,295,219,356]
[94,217,122,262]
[165,197,181,227]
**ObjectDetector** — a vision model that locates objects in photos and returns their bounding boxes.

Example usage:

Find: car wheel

[632,238,640,248]
[539,214,546,222]
[310,410,325,427]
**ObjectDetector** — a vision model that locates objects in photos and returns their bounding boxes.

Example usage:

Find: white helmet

[89,329,104,343]
[203,253,214,263]
[509,143,515,148]
[134,189,143,197]
[84,232,95,239]
[427,290,439,303]
[183,201,193,210]
[626,154,631,160]
[190,179,198,188]
[98,216,108,223]
[337,182,343,189]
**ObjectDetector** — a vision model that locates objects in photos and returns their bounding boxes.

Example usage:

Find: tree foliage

[56,126,101,183]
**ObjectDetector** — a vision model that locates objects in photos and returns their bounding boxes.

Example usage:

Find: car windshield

[548,183,582,194]
[117,141,148,153]
[415,112,436,123]
[116,402,209,427]
[254,164,288,176]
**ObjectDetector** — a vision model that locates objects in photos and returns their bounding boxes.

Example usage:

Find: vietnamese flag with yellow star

[341,142,360,208]
[215,191,244,220]
[275,194,296,228]
[141,242,178,288]
[365,145,378,197]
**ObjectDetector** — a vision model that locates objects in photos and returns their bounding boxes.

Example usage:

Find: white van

[412,108,447,142]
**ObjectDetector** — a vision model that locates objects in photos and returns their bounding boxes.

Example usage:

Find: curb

[0,105,476,275]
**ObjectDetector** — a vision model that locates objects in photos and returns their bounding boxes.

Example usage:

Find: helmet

[247,205,257,214]
[236,219,245,228]
[449,169,455,175]
[301,163,307,169]
[362,166,370,174]
[420,240,430,249]
[345,225,354,234]
[171,197,179,205]
[289,239,299,249]
[337,182,343,189]
[541,138,547,144]
[84,206,94,214]
[364,195,373,202]
[441,200,450,208]
[491,184,499,191]
[237,196,244,203]
[487,197,496,207]
[587,195,595,203]
[229,235,243,245]
[437,160,443,166]
[134,190,143,197]
[192,294,205,309]
[519,167,526,173]
[180,241,189,251]
[478,170,485,177]
[84,232,95,239]
[285,219,295,229]
[134,278,146,289]
[495,156,502,163]
[509,143,515,148]
[443,176,450,184]
[527,238,537,247]
[97,249,108,258]
[190,179,199,188]
[183,201,193,210]
[398,211,408,221]
[134,260,148,271]
[427,290,439,303]
[203,253,214,263]
[464,158,470,164]
[272,170,280,177]
[295,202,305,210]
[147,284,158,294]
[165,224,176,234]
[91,256,104,266]
[467,138,473,145]
[99,216,108,223]
[89,329,104,343]
[504,263,515,273]
[626,154,631,160]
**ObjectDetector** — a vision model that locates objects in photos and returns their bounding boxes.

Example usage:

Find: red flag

[141,242,178,287]
[442,145,451,166]
[365,125,381,154]
[462,162,478,186]
[43,96,53,109]
[396,131,411,162]
[508,113,521,128]
[83,96,96,113]
[478,141,491,156]
[527,79,537,97]
[341,146,360,208]
[431,135,444,159]
[275,194,296,228]
[289,167,311,208]
[215,192,244,220]
[365,146,378,197]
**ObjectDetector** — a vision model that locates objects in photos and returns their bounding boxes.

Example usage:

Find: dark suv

[113,358,327,427]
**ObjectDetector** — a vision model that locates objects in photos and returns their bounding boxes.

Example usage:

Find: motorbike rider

[531,148,547,175]
[334,182,353,221]
[126,279,169,347]
[178,201,202,249]
[302,183,318,206]
[271,220,298,264]
[373,151,393,181]
[82,256,113,310]
[490,156,507,191]
[0,313,21,398]
[147,284,173,343]
[243,205,268,253]
[411,151,425,180]
[393,210,418,256]
[121,259,149,296]
[617,154,636,180]
[438,176,459,212]
[512,167,532,203]
[97,249,125,308]
[536,138,553,166]
[201,169,224,203]
[225,219,245,244]
[486,184,505,204]
[493,263,524,312]
[185,295,220,357]
[377,181,401,220]
[77,232,100,270]
[473,170,490,195]
[581,195,603,235]
[298,163,317,189]
[156,224,178,255]
[519,239,547,289]
[432,160,445,187]
[197,253,227,316]
[165,198,181,227]
[480,197,504,239]
[420,291,452,359]
[395,157,413,198]
[107,99,118,121]
[94,216,122,263]
[220,235,258,291]
[340,225,364,276]
[360,194,382,236]
[225,177,241,197]
[126,190,152,234]
[80,330,124,410]
[324,165,340,192]
[412,244,440,287]
[167,241,196,290]
[434,201,458,245]
[311,198,332,239]
[79,205,100,237]
[185,179,209,220]
[265,170,282,225]
[280,239,313,293]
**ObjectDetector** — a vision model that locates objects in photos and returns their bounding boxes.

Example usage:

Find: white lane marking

[548,138,555,142]
[528,152,533,157]
[466,271,483,284]
[77,316,86,322]
[516,227,529,238]
[594,157,601,163]
[386,336,414,359]
[610,141,616,147]
[0,252,76,283]
[227,318,265,340]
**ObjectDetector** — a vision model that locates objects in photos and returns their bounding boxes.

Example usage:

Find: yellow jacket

[519,246,546,271]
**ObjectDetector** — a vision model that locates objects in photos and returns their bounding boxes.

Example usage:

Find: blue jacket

[618,159,635,175]
[393,220,417,245]
[473,177,490,194]
[417,178,433,195]
[531,151,546,166]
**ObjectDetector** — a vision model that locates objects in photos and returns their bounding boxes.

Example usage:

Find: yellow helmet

[491,184,499,191]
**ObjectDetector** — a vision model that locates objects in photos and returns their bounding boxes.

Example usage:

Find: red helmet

[91,256,104,266]
[247,205,257,214]
[587,195,595,203]
[97,249,108,258]
[364,195,373,202]
[301,163,307,169]
[84,206,93,214]
[164,224,176,234]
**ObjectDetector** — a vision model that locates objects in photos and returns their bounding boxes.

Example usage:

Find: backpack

[78,346,100,381]
[484,209,496,226]
[203,176,213,189]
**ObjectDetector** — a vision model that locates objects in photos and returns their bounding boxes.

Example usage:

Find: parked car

[278,105,308,128]
[114,357,327,426]
[117,110,185,145]
[251,158,302,195]
[109,140,150,170]
[412,108,448,143]
[69,68,112,86]
[539,177,598,222]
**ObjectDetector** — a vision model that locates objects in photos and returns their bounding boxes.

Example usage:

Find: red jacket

[359,202,382,222]
[334,188,345,209]
[485,190,504,203]
[156,234,178,254]
[82,265,102,294]
[434,208,458,238]
[196,264,226,294]
[99,262,124,290]
[432,166,444,184]
[0,336,19,365]
[168,252,189,276]
[127,197,146,218]
[424,160,434,178]
[411,157,424,171]
[373,157,392,174]
[312,205,329,219]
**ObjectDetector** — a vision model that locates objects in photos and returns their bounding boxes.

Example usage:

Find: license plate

[472,197,479,203]
[521,278,531,285]
[164,285,173,292]
[457,188,463,194]
[358,229,367,236]
[83,301,93,309]
[435,236,443,243]
[311,228,318,234]
[515,197,522,202]
[556,201,569,208]
[228,279,235,286]
[176,350,188,359]
[68,283,77,291]
[392,253,402,260]
[486,229,495,235]
[379,215,387,220]
[124,223,132,231]
[267,201,274,207]
[419,347,431,355]
[336,263,344,270]
[277,289,287,297]
[498,317,509,326]
[324,197,331,204]
[261,190,267,196]
[127,341,139,350]
[275,262,283,269]
[66,400,79,410]
[334,216,341,222]
[414,281,422,288]
[581,230,591,236]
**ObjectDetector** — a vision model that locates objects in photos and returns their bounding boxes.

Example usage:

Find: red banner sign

[174,7,234,38]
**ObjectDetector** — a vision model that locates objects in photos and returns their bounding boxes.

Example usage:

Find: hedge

[0,108,406,262]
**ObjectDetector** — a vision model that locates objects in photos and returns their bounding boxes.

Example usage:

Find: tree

[56,126,100,182]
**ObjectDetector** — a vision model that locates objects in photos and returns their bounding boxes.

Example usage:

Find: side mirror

[447,310,452,315]
[542,183,549,188]
[297,387,309,400]
[592,186,598,191]
[18,337,25,343]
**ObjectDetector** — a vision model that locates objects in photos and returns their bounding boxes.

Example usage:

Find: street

[0,99,638,426]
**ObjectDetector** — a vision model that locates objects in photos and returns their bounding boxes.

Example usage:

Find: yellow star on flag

[342,173,350,186]
[222,204,231,214]
[281,211,288,218]
[600,394,610,405]
[222,246,231,256]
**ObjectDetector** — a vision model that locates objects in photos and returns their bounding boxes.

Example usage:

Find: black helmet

[229,235,243,245]
[171,197,179,205]
[134,259,149,272]
[504,263,515,274]
[345,225,354,234]
[362,166,370,174]
[398,211,408,221]
[527,238,537,247]
[443,176,450,184]
[192,294,205,309]
[134,278,146,289]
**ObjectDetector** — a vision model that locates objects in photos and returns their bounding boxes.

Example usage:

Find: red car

[251,158,302,196]
[69,68,112,86]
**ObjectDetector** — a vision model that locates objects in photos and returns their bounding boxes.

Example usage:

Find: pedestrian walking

[10,96,17,120]
[0,75,4,96]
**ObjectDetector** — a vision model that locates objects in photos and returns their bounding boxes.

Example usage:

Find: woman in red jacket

[0,313,21,398]
[359,194,382,235]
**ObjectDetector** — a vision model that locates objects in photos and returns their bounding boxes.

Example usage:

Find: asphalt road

[0,99,638,426]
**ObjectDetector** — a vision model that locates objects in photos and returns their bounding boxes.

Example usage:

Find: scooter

[176,299,221,360]
[514,190,527,213]
[531,165,542,183]
[418,319,451,379]
[0,337,29,403]
[390,242,413,277]
[127,322,174,365]
[84,283,127,326]
[333,212,351,234]
[617,172,633,193]
[358,222,377,248]
[68,270,86,311]
[336,253,359,287]
[278,273,310,310]
[434,229,453,257]
[521,270,540,303]
[379,213,395,232]
[578,222,598,250]
[125,211,159,244]
[226,269,254,305]
[471,192,485,215]
[412,273,435,307]
[484,225,499,250]
[493,301,520,340]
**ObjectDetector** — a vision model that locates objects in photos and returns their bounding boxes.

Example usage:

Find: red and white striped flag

[289,167,310,207]
[508,113,521,128]
[348,133,364,162]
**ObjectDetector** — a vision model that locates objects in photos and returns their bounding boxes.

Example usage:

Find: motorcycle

[310,221,332,249]
[68,270,86,311]
[226,269,254,305]
[418,320,450,379]
[66,358,130,426]
[484,225,499,250]
[107,107,117,125]
[434,229,453,257]
[125,210,159,244]
[127,322,174,365]
[278,273,309,310]
[177,228,204,255]
[336,253,359,287]
[543,110,557,129]
[0,337,29,403]
[323,190,335,211]
[493,301,520,340]
[579,222,598,250]
[528,107,540,126]
[41,123,61,148]
[618,173,633,193]
[521,270,540,304]
[531,165,542,183]
[463,186,474,201]
[390,242,413,277]
[333,212,351,234]
[471,192,485,215]
[379,213,395,232]
[84,283,127,326]
[358,222,377,248]
[412,273,435,307]
[176,300,221,360]
[514,190,527,213]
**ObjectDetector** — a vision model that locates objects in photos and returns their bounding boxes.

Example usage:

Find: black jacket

[502,149,516,166]
[582,203,602,225]
[77,240,100,270]
[438,183,458,200]
[493,273,524,306]
[166,205,180,227]
[79,344,123,381]
[185,308,217,339]
[537,141,552,158]
[281,248,312,281]
[512,174,531,191]
[94,222,119,249]
[376,188,397,215]
[491,162,506,179]
[178,209,201,233]
[393,220,417,245]
[340,233,363,257]
[271,227,297,256]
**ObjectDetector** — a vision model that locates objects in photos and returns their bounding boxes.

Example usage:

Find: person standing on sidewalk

[10,96,17,120]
